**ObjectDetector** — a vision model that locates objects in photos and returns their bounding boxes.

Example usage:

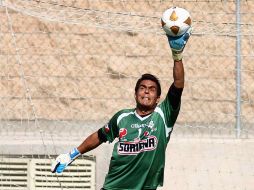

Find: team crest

[148,121,156,132]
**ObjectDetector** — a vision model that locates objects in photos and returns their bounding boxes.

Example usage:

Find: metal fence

[1,0,253,137]
[0,0,254,190]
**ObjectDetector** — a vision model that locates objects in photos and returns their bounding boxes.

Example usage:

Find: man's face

[135,80,160,110]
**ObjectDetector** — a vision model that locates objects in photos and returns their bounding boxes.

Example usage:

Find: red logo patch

[104,124,110,133]
[144,131,149,136]
[119,128,127,139]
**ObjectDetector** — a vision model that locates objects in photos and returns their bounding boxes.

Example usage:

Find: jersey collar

[134,110,152,121]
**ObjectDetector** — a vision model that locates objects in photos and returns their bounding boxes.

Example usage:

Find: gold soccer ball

[161,7,192,37]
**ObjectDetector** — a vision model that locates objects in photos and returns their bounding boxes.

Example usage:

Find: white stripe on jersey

[116,108,172,138]
[134,110,152,121]
[117,111,135,125]
[155,107,172,138]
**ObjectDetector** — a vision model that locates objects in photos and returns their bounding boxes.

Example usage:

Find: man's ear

[156,96,160,104]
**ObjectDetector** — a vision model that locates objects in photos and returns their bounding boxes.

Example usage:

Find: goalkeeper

[51,28,191,190]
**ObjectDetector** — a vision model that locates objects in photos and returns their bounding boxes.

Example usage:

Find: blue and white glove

[51,147,81,173]
[167,27,192,61]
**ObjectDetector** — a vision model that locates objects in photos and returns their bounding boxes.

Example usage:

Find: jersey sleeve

[159,83,182,128]
[100,111,121,143]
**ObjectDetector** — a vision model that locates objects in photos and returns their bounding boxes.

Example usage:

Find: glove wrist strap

[69,147,81,160]
[172,51,183,61]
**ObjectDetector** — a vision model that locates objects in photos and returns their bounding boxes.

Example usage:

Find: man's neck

[135,108,153,117]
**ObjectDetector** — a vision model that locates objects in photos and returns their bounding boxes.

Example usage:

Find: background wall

[0,0,253,189]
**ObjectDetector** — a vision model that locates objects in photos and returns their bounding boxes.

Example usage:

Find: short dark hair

[135,73,161,96]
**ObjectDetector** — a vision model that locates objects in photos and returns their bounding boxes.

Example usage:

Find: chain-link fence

[0,0,254,190]
[1,0,253,137]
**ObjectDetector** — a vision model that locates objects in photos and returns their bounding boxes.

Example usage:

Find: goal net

[0,0,253,190]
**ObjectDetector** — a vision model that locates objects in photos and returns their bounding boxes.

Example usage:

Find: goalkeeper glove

[51,147,81,173]
[167,27,192,61]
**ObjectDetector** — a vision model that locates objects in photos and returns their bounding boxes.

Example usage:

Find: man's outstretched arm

[51,131,102,174]
[77,131,102,154]
[167,27,192,109]
[173,60,184,89]
[168,27,192,88]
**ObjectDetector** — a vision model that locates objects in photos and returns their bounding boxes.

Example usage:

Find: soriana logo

[117,136,158,155]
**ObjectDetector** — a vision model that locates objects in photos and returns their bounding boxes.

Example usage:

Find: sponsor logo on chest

[117,136,158,155]
[131,120,155,130]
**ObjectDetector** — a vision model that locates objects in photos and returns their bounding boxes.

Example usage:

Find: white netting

[0,0,254,190]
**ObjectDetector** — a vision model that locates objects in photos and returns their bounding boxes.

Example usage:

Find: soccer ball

[161,7,192,37]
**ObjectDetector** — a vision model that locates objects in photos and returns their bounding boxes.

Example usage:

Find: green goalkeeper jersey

[101,92,180,190]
